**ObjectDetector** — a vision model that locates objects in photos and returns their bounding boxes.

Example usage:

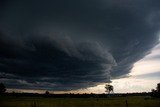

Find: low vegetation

[0,83,160,107]
[0,95,160,107]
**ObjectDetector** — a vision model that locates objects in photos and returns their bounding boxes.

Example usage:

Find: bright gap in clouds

[131,44,160,76]
[82,43,160,93]
[112,43,160,93]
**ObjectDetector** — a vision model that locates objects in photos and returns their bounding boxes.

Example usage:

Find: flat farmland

[0,96,160,107]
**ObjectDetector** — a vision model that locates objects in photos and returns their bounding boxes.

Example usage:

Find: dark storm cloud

[0,0,160,90]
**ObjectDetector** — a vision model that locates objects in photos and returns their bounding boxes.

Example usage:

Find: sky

[83,43,160,93]
[0,0,160,93]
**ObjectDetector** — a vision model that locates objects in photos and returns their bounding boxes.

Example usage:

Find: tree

[151,83,160,98]
[105,84,113,94]
[156,83,160,93]
[151,89,156,93]
[0,83,6,93]
[45,91,49,95]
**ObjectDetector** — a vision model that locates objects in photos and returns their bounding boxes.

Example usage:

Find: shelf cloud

[0,0,160,90]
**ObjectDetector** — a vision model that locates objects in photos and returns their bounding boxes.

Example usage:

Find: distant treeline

[0,92,154,98]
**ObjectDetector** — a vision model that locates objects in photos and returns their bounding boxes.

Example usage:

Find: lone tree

[0,83,6,93]
[156,83,160,93]
[105,84,113,94]
[151,83,160,93]
[151,83,160,98]
[45,90,50,95]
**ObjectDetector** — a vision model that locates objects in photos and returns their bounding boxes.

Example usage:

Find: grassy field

[0,96,160,107]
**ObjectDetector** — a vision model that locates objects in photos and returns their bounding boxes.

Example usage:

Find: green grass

[0,96,160,107]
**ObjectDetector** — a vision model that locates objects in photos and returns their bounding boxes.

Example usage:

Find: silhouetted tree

[151,89,156,93]
[0,83,6,93]
[45,91,49,95]
[105,84,113,94]
[156,83,160,93]
[151,83,160,98]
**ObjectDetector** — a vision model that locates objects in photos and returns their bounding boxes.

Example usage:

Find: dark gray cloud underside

[0,0,160,90]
